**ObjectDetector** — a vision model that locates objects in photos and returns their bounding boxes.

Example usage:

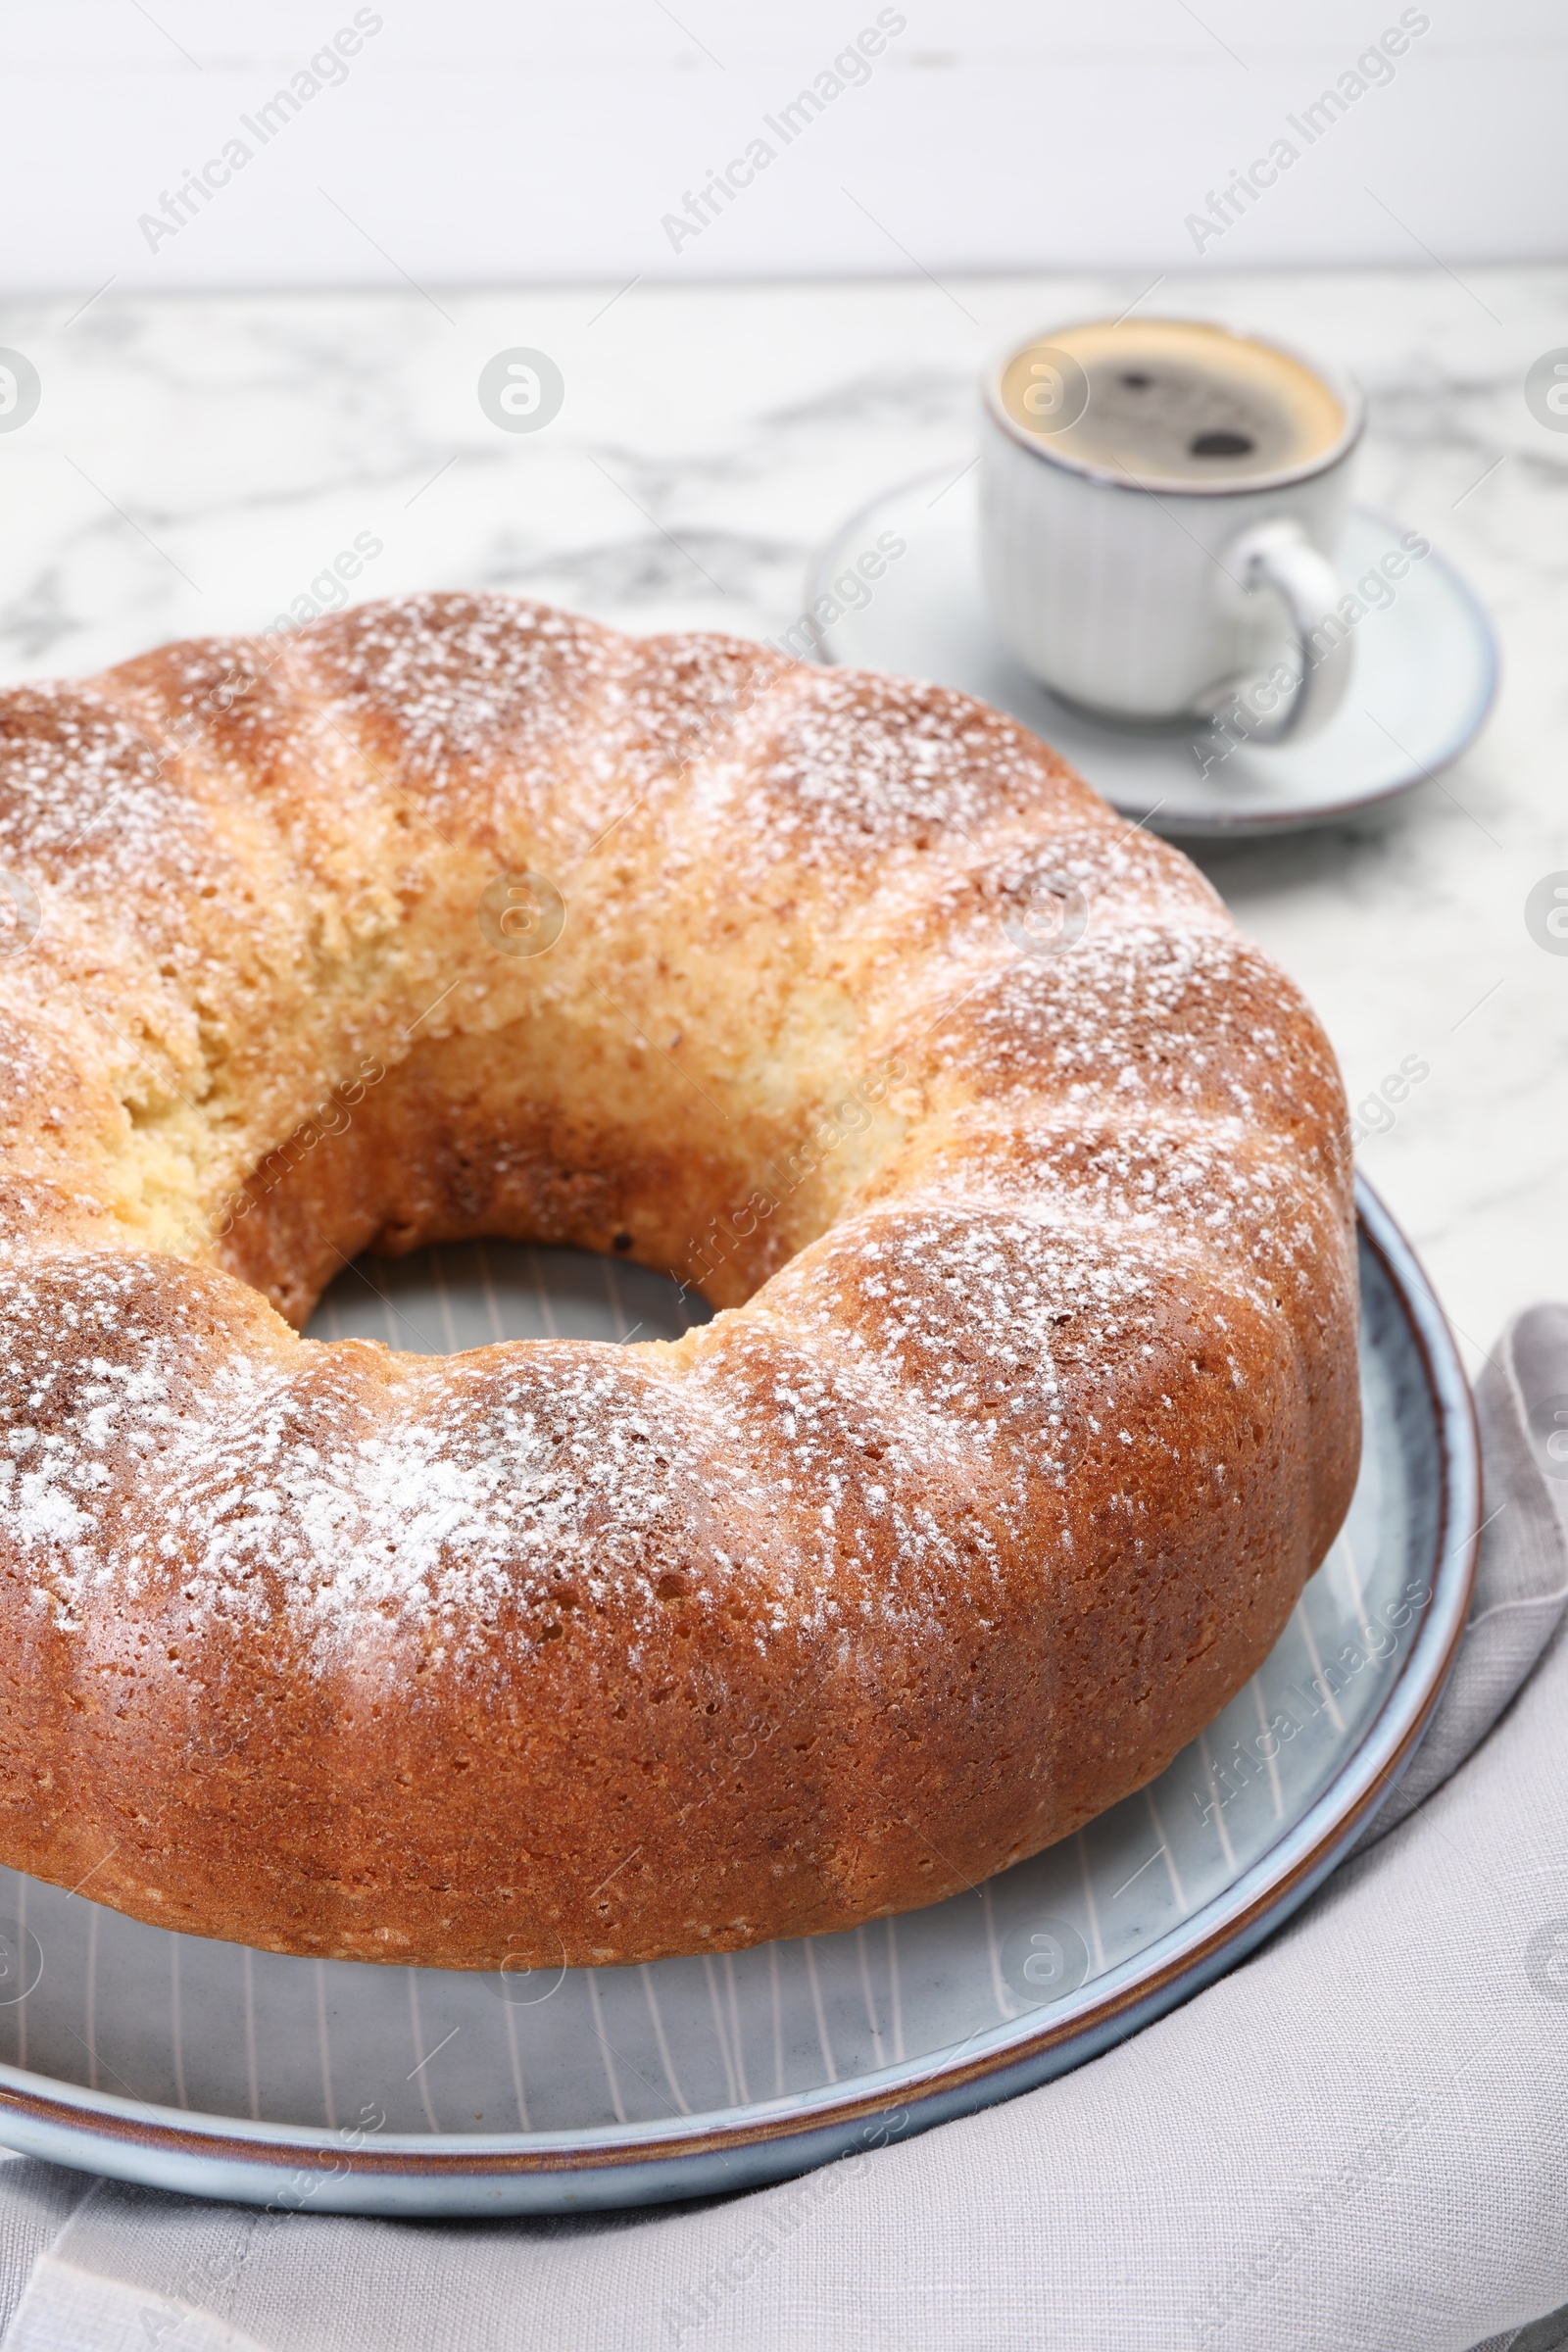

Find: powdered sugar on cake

[0,592,1356,1972]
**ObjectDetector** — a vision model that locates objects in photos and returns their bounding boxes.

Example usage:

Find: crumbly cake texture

[0,593,1358,1968]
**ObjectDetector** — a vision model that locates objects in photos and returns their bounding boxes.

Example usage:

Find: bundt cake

[0,594,1358,1968]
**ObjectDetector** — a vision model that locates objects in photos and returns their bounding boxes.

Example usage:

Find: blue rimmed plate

[0,1176,1478,2213]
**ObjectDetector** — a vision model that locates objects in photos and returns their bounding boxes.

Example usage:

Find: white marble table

[0,264,1562,1369]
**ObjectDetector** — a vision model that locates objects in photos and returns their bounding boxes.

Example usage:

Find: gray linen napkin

[2,1308,1567,2352]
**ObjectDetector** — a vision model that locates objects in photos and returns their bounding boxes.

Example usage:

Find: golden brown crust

[0,593,1358,1965]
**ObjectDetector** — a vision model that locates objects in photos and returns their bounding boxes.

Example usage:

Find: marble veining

[0,264,1563,1363]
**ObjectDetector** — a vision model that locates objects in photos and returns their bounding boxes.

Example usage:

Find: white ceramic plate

[0,1179,1477,2214]
[809,468,1497,837]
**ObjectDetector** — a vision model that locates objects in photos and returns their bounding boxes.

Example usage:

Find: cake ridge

[0,592,1358,1965]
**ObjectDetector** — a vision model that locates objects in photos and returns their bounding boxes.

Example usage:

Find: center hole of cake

[304,1239,711,1355]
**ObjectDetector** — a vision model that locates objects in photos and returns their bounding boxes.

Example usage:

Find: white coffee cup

[980,318,1365,743]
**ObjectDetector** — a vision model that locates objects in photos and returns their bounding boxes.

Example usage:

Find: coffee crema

[997,318,1348,489]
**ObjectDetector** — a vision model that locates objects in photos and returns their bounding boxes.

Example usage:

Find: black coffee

[999,318,1346,487]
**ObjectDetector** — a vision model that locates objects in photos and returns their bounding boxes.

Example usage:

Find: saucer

[808,469,1498,838]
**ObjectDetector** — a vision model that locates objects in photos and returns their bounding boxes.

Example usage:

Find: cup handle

[1207,518,1351,746]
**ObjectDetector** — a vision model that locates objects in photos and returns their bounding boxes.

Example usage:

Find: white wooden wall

[0,1,1560,290]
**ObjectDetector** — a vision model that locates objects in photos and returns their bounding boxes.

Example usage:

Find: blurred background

[1,0,1561,290]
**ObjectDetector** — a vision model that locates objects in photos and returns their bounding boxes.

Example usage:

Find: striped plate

[0,1175,1477,2213]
